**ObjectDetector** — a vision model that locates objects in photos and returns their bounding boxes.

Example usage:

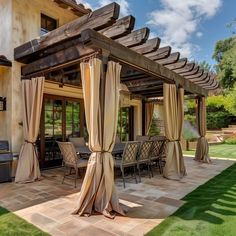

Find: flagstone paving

[0,157,234,236]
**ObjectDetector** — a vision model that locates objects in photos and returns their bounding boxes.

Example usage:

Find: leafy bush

[206,95,226,112]
[207,111,231,130]
[223,134,236,144]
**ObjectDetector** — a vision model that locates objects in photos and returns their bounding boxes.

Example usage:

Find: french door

[38,94,84,168]
[117,106,134,141]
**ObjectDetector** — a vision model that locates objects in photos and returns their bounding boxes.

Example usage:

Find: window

[41,14,57,35]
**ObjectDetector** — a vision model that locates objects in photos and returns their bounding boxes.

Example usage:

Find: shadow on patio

[0,158,234,236]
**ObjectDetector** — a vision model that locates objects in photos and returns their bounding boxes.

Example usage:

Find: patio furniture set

[58,135,167,188]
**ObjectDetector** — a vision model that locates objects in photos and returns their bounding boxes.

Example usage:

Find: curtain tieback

[24,140,36,145]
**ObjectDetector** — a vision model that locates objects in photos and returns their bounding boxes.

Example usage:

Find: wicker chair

[149,137,166,175]
[114,141,140,188]
[136,140,153,182]
[57,142,88,188]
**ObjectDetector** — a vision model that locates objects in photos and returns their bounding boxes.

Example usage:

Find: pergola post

[194,96,211,163]
[142,99,146,135]
[73,54,125,218]
[163,83,186,180]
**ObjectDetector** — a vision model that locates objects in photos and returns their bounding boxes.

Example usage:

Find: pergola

[14,3,217,217]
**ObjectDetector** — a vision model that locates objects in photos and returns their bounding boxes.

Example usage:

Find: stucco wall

[0,0,78,152]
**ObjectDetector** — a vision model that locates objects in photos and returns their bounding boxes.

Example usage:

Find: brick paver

[0,158,234,236]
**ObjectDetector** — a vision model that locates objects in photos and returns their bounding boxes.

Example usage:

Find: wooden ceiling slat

[180,65,199,76]
[80,29,208,96]
[188,72,207,83]
[129,84,163,93]
[145,46,171,60]
[126,79,162,88]
[194,74,210,84]
[14,2,120,63]
[156,52,180,65]
[99,15,135,39]
[165,58,187,70]
[185,69,204,79]
[173,62,195,73]
[115,27,150,47]
[130,38,161,54]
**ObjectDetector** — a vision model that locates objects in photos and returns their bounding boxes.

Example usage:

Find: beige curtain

[194,97,210,163]
[163,84,186,180]
[15,77,45,183]
[73,58,124,218]
[145,102,154,135]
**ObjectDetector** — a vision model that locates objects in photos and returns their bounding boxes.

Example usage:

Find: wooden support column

[142,99,146,135]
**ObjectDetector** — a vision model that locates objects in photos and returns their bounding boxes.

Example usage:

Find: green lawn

[0,207,49,236]
[183,144,236,159]
[146,163,236,236]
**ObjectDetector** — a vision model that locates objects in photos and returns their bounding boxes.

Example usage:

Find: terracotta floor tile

[1,158,234,236]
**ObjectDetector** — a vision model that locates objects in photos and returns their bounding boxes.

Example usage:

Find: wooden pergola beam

[99,15,135,39]
[189,72,207,82]
[180,65,199,76]
[145,46,171,60]
[165,58,187,70]
[156,52,180,65]
[126,79,162,88]
[130,84,163,93]
[21,43,94,75]
[130,37,161,54]
[14,2,120,63]
[81,29,208,96]
[185,70,204,79]
[115,27,150,47]
[173,62,195,73]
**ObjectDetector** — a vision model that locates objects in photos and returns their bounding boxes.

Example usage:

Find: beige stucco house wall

[0,0,78,152]
[0,0,143,153]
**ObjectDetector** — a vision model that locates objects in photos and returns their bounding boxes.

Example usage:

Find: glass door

[117,106,134,141]
[38,95,84,168]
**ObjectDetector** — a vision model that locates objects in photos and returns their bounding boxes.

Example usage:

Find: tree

[213,37,236,89]
[198,60,214,72]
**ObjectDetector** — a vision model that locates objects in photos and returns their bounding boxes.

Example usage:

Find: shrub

[207,111,231,130]
[223,134,236,144]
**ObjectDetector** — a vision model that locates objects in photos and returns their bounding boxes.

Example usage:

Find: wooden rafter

[130,38,161,54]
[165,58,187,70]
[156,52,180,65]
[14,2,218,94]
[145,46,171,61]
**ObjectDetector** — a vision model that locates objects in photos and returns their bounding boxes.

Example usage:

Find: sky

[78,0,235,66]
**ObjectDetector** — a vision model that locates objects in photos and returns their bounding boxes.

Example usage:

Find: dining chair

[136,140,153,182]
[57,142,88,188]
[114,141,140,188]
[68,137,86,147]
[135,135,150,141]
[149,137,166,175]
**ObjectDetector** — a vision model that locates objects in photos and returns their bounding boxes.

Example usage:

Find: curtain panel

[145,102,154,135]
[163,84,186,180]
[194,97,211,163]
[15,77,45,183]
[73,58,124,218]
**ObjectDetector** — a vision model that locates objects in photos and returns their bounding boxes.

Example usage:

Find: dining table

[75,142,126,158]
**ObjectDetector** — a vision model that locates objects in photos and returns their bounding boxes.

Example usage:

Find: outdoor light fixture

[0,97,6,111]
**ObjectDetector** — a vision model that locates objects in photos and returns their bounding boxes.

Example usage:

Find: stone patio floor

[0,157,235,236]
